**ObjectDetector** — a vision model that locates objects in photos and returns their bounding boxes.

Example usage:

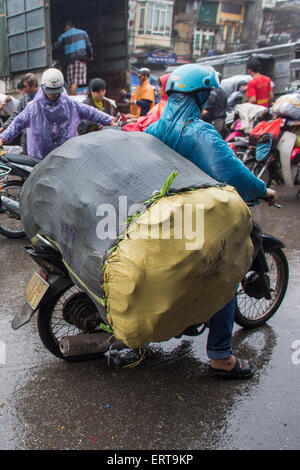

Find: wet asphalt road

[0,186,299,450]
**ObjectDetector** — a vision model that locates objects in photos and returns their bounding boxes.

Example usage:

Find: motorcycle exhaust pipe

[59,332,126,357]
[1,196,20,215]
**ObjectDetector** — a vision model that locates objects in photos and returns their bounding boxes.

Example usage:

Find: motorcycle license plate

[24,272,49,309]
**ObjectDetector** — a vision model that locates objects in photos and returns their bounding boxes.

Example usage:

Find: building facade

[128,0,175,70]
[128,0,296,70]
[215,1,246,52]
[173,0,249,60]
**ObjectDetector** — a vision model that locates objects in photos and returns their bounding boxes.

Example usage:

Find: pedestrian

[77,78,116,135]
[0,73,39,152]
[121,68,155,117]
[17,80,26,95]
[227,80,248,108]
[122,72,170,132]
[0,68,116,160]
[54,20,93,96]
[201,72,228,137]
[146,64,278,379]
[83,78,116,115]
[247,57,274,108]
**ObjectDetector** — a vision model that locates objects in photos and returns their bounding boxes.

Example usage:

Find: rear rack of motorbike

[36,233,60,251]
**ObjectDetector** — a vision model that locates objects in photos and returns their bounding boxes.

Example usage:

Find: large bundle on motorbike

[20,129,253,348]
[271,92,300,120]
[234,103,267,134]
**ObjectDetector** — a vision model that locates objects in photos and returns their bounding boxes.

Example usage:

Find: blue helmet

[166,64,220,95]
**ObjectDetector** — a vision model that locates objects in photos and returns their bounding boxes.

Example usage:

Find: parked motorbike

[12,210,289,362]
[244,118,300,195]
[0,150,38,238]
[225,106,272,163]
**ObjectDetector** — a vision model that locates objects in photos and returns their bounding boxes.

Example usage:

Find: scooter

[245,118,300,196]
[225,106,271,163]
[12,213,289,362]
[0,150,39,238]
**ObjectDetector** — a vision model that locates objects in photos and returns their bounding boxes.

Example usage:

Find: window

[186,1,199,14]
[226,25,233,43]
[193,29,215,55]
[138,1,174,36]
[194,31,201,51]
[139,6,146,31]
[233,26,240,42]
[220,3,242,15]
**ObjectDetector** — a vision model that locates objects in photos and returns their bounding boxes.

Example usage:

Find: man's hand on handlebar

[0,138,3,148]
[263,188,278,206]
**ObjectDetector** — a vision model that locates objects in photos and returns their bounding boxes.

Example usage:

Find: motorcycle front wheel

[243,156,256,172]
[0,180,26,238]
[235,247,289,329]
[253,162,273,187]
[37,285,105,362]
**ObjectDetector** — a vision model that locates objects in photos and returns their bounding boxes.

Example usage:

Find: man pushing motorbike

[146,64,278,379]
[0,68,116,159]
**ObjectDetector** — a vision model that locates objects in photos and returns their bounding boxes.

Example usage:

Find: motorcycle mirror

[255,133,273,162]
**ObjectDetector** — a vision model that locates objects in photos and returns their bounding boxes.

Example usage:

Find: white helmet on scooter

[41,68,64,95]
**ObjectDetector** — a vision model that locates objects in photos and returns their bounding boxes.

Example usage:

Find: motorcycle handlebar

[247,197,281,209]
[262,196,281,208]
[281,119,300,130]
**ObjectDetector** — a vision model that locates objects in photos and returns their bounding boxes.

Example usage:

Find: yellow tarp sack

[103,185,253,348]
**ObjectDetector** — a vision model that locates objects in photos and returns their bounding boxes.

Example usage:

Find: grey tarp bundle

[20,129,218,318]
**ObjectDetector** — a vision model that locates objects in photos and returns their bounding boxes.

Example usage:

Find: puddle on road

[4,323,279,450]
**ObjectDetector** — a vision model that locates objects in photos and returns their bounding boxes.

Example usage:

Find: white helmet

[41,68,64,94]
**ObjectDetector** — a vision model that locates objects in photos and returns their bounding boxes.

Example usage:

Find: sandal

[209,357,256,380]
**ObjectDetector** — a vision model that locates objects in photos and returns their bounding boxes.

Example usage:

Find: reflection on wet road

[0,187,299,450]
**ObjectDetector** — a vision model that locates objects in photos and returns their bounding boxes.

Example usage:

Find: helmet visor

[196,89,211,108]
[44,86,64,95]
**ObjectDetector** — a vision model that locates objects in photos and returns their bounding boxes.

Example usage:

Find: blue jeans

[206,295,236,360]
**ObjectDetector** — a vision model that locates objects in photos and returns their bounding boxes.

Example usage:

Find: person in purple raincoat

[0,68,116,159]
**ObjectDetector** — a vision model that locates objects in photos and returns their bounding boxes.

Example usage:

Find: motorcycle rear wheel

[0,180,26,238]
[37,285,105,362]
[235,247,289,329]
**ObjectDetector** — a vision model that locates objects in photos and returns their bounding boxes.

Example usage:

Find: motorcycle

[0,150,39,238]
[12,210,289,362]
[225,106,272,163]
[244,118,300,196]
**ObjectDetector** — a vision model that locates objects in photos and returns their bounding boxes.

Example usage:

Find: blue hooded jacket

[146,93,267,202]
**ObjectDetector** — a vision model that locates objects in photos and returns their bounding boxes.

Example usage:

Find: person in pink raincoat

[122,73,171,133]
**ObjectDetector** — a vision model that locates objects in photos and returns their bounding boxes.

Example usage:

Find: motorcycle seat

[1,154,40,167]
